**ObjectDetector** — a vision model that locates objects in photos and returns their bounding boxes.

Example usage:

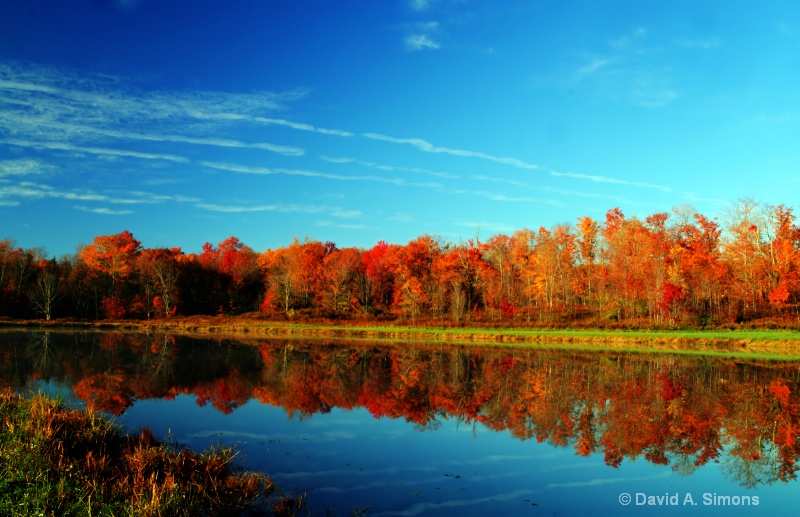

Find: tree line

[3,199,800,326]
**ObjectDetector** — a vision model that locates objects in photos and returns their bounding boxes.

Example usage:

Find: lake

[1,330,798,516]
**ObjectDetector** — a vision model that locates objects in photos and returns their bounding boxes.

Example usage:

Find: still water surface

[1,330,798,515]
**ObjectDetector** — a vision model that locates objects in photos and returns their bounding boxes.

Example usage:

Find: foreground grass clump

[0,390,274,516]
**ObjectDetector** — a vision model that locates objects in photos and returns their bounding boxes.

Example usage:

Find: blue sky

[1,0,799,257]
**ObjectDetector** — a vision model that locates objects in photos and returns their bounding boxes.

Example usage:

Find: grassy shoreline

[3,316,800,358]
[0,390,279,516]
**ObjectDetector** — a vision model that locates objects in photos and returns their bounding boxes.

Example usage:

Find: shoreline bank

[3,317,800,358]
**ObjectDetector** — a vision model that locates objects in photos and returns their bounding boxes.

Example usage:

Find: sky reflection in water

[5,331,799,516]
[117,394,794,516]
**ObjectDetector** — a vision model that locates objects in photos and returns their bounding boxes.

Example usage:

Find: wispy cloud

[545,186,645,206]
[195,202,362,219]
[148,133,303,156]
[404,19,441,51]
[0,61,307,157]
[0,179,197,210]
[320,155,459,179]
[315,220,368,230]
[74,205,133,215]
[1,59,683,235]
[319,156,353,164]
[0,158,52,177]
[1,113,305,156]
[195,204,291,213]
[471,174,530,188]
[548,170,672,192]
[3,139,191,163]
[355,131,677,195]
[332,129,675,198]
[2,61,668,200]
[125,191,200,203]
[441,186,563,207]
[0,61,296,114]
[546,472,670,489]
[0,182,133,203]
[201,160,443,188]
[406,33,439,51]
[188,111,353,137]
[362,132,542,170]
[577,58,613,76]
[565,27,684,109]
[479,192,563,205]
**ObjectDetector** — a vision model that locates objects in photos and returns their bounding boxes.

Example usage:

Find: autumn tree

[78,231,141,319]
[670,207,726,324]
[216,237,260,285]
[138,248,183,318]
[0,239,23,316]
[293,239,326,310]
[258,246,295,312]
[530,225,576,321]
[432,244,469,323]
[643,212,674,323]
[391,235,444,321]
[601,209,655,320]
[443,239,485,322]
[321,247,361,313]
[200,237,261,314]
[574,216,600,315]
[721,199,771,319]
[482,234,518,320]
[762,205,800,309]
[358,241,397,314]
[506,229,537,321]
[79,231,142,292]
[259,238,327,313]
[27,259,64,320]
[0,239,16,293]
[60,254,103,319]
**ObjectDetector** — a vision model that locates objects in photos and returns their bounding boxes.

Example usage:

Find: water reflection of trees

[2,331,799,486]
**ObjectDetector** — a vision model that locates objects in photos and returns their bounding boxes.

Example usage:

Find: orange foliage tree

[78,230,141,318]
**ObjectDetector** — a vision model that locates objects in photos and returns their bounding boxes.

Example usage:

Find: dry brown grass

[0,389,275,516]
